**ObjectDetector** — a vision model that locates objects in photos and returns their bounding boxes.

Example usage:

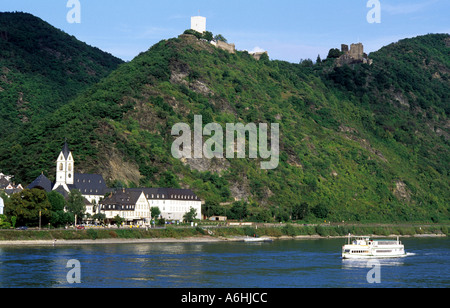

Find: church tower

[54,140,74,191]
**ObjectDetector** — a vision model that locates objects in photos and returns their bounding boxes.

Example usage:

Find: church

[51,141,107,205]
[28,141,108,212]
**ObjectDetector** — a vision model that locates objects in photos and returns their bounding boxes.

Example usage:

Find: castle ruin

[337,43,373,66]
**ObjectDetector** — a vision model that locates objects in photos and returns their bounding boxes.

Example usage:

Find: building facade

[99,187,202,226]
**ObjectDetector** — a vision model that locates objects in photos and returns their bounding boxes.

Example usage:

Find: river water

[0,237,448,288]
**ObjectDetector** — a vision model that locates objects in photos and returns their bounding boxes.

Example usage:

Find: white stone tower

[54,140,74,191]
[191,16,206,33]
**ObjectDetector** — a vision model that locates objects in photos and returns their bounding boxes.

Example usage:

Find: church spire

[62,138,71,159]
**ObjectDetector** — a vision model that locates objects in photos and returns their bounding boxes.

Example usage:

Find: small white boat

[243,236,273,243]
[342,235,406,259]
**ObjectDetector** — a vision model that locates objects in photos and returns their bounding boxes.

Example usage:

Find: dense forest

[0,12,123,139]
[0,13,448,223]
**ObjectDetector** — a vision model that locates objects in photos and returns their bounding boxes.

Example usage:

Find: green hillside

[0,12,123,137]
[0,18,448,223]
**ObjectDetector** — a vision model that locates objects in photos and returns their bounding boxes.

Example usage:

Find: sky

[1,0,449,62]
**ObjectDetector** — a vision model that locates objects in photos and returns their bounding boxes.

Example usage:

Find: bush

[282,224,298,237]
[243,226,257,237]
[86,229,98,240]
[315,225,330,237]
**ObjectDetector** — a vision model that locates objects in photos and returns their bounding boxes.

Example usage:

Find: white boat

[342,235,406,259]
[243,236,273,243]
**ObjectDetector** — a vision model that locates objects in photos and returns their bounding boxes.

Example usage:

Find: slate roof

[99,188,200,209]
[27,174,53,192]
[70,173,107,196]
[53,185,69,198]
[99,189,143,211]
[61,140,71,159]
[0,177,9,190]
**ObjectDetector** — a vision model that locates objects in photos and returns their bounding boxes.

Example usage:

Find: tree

[47,191,66,211]
[5,189,52,227]
[312,203,329,219]
[92,213,106,225]
[150,207,161,220]
[214,34,227,43]
[316,54,322,64]
[292,202,310,220]
[327,48,342,59]
[158,171,180,188]
[113,215,124,228]
[183,207,198,223]
[50,211,74,228]
[202,200,224,218]
[229,201,248,221]
[183,29,203,39]
[10,216,17,229]
[66,190,86,224]
[203,31,213,42]
[0,214,11,229]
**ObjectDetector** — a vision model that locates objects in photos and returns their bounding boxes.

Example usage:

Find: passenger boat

[342,235,406,259]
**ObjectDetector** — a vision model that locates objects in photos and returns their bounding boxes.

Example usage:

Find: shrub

[282,224,298,237]
[315,225,330,237]
[87,229,98,240]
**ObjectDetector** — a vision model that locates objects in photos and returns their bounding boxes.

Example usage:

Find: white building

[99,187,202,225]
[191,16,206,33]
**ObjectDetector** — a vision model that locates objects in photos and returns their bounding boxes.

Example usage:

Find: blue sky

[2,0,449,62]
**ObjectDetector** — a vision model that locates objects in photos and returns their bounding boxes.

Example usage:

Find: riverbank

[0,223,447,246]
[0,233,447,246]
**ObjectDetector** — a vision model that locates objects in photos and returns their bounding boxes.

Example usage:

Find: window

[59,163,64,171]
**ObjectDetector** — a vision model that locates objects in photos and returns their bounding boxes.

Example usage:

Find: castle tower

[54,140,74,191]
[191,16,206,33]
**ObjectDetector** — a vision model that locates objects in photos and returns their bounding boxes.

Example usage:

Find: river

[0,237,448,288]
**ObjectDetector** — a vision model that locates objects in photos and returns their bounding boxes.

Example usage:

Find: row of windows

[145,194,198,200]
[350,250,369,254]
[78,179,103,184]
[102,205,135,210]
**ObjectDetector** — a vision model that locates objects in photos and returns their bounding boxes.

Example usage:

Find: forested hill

[0,14,448,223]
[0,12,124,137]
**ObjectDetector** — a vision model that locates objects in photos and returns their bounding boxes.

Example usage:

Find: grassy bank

[222,224,449,238]
[0,224,448,242]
